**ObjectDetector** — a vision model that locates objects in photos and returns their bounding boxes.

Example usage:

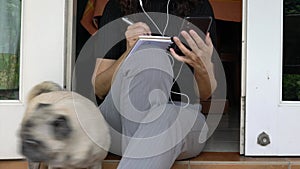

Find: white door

[0,0,67,159]
[244,0,300,155]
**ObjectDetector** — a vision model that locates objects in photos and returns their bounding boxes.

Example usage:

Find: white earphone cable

[139,0,190,108]
[170,61,191,108]
[139,0,171,36]
[162,0,171,36]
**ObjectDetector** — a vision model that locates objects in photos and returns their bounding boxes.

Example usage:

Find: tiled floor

[204,106,240,152]
[2,153,300,169]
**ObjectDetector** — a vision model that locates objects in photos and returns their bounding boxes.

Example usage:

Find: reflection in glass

[283,0,300,101]
[0,0,21,100]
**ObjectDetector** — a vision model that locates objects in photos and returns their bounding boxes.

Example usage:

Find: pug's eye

[51,115,72,140]
[24,120,34,128]
[52,116,66,127]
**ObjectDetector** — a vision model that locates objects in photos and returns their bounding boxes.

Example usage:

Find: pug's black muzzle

[21,134,49,162]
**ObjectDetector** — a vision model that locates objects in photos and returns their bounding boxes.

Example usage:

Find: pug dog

[19,81,111,169]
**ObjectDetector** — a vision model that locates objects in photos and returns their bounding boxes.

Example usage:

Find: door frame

[240,0,247,155]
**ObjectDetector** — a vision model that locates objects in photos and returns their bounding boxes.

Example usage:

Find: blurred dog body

[19,81,111,169]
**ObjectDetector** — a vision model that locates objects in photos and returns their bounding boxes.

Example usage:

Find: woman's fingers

[169,46,184,61]
[125,22,151,49]
[188,30,206,50]
[180,31,201,55]
[170,36,197,66]
[172,36,195,58]
[126,22,151,36]
[185,30,214,61]
[170,30,214,70]
[205,32,213,48]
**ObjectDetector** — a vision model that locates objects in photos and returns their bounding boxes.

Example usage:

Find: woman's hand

[169,30,216,100]
[125,22,151,50]
[170,30,214,73]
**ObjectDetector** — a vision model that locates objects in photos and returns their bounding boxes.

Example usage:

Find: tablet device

[169,16,213,55]
[181,16,213,34]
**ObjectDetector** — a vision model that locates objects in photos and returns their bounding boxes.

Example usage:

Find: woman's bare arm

[92,50,129,99]
[92,22,151,99]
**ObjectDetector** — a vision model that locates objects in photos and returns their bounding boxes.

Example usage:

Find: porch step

[104,152,300,169]
[2,152,300,169]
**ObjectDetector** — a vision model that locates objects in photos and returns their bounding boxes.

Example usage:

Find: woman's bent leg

[101,47,208,169]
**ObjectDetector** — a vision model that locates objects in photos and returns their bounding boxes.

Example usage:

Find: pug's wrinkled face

[20,103,72,163]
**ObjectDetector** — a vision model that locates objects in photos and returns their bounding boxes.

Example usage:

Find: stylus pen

[122,17,162,36]
[122,17,134,25]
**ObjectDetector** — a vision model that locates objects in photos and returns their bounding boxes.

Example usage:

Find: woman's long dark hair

[119,0,203,16]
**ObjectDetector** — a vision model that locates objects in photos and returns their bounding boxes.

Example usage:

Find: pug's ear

[51,115,72,140]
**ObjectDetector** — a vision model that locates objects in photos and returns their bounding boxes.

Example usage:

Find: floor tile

[286,158,300,162]
[239,156,289,162]
[0,160,27,169]
[102,161,188,169]
[102,162,119,169]
[191,152,241,161]
[171,163,189,169]
[191,152,293,163]
[190,164,289,169]
[291,164,300,169]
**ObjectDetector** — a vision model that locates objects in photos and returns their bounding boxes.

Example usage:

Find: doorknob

[257,132,271,146]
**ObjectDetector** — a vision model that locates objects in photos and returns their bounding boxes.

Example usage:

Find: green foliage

[0,0,21,100]
[282,74,300,101]
[285,0,300,15]
[0,53,19,100]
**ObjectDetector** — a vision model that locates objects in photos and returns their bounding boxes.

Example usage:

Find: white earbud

[139,0,143,7]
[138,0,171,36]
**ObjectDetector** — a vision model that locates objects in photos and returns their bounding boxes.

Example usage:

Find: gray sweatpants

[99,47,208,169]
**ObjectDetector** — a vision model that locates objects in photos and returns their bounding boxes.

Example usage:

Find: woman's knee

[120,48,173,79]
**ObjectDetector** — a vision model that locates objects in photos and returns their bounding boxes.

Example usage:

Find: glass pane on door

[282,0,300,101]
[0,0,21,100]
